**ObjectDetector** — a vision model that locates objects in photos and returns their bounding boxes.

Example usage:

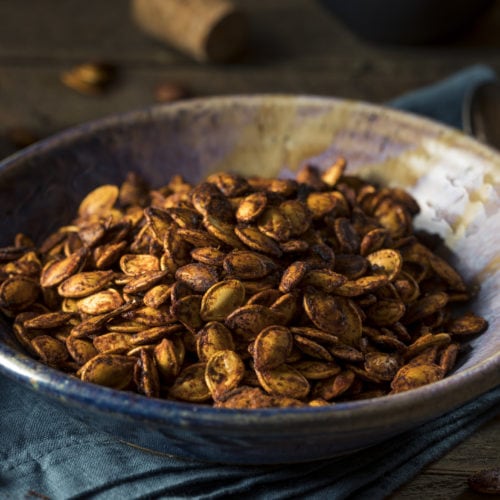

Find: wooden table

[0,1,498,497]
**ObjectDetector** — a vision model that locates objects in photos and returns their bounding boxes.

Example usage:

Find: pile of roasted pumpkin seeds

[0,158,489,408]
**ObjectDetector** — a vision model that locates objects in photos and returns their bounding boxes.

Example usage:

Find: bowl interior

[0,95,498,464]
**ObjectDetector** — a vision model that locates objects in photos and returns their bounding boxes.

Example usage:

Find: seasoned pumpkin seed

[1,158,487,409]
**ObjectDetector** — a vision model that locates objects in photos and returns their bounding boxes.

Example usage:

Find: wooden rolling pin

[131,0,248,63]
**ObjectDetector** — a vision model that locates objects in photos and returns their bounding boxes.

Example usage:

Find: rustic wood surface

[0,1,498,498]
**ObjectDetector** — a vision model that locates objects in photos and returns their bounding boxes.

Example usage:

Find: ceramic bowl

[0,96,498,465]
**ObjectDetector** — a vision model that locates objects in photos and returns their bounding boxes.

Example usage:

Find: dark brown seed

[154,81,190,102]
[175,263,219,293]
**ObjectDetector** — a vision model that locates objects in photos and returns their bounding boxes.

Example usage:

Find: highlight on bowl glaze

[0,95,498,464]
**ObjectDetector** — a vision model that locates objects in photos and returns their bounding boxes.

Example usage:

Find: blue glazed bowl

[0,96,499,464]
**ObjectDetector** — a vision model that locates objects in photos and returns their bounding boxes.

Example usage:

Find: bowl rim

[0,94,498,428]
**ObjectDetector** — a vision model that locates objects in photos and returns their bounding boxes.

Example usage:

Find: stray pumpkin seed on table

[0,157,489,408]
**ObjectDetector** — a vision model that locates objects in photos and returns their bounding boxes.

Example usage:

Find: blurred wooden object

[131,0,248,62]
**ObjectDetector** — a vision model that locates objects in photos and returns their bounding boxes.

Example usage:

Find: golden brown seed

[364,352,400,381]
[191,183,233,221]
[247,289,282,307]
[154,338,183,381]
[225,304,285,341]
[390,363,444,393]
[122,270,169,294]
[175,263,219,293]
[265,178,298,197]
[425,250,467,292]
[23,311,72,329]
[236,192,268,223]
[77,288,124,315]
[120,254,160,276]
[301,269,347,292]
[223,250,277,280]
[78,184,119,218]
[66,336,98,365]
[79,354,136,390]
[403,292,449,324]
[292,360,341,380]
[94,240,128,269]
[334,217,360,254]
[366,299,406,326]
[203,215,245,249]
[122,305,174,326]
[154,81,190,103]
[279,200,311,236]
[93,332,132,354]
[334,275,389,297]
[31,335,69,364]
[328,343,364,362]
[278,261,308,293]
[313,370,355,400]
[165,207,201,229]
[280,240,309,253]
[0,276,39,311]
[270,292,298,324]
[57,270,115,298]
[240,276,278,295]
[366,249,403,281]
[234,226,283,257]
[61,62,116,96]
[257,207,292,242]
[360,228,389,256]
[205,350,245,400]
[404,333,451,360]
[446,312,488,337]
[40,248,89,288]
[253,325,292,370]
[256,364,310,399]
[143,206,172,244]
[321,157,346,187]
[168,363,211,403]
[176,228,219,248]
[376,203,411,238]
[206,172,249,198]
[290,326,339,345]
[196,321,235,362]
[200,279,245,322]
[306,192,338,219]
[214,386,275,409]
[303,290,344,336]
[393,271,420,303]
[171,294,203,331]
[106,319,145,334]
[143,284,172,309]
[190,247,226,267]
[439,343,460,374]
[334,254,368,279]
[134,348,161,398]
[129,325,182,346]
[294,335,333,361]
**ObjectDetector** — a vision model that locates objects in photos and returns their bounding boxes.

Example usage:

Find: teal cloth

[1,65,499,499]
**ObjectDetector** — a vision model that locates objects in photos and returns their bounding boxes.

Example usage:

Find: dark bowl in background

[319,0,493,44]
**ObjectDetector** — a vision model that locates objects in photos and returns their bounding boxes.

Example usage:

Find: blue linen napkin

[1,64,499,500]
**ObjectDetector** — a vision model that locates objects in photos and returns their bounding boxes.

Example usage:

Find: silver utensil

[463,80,500,148]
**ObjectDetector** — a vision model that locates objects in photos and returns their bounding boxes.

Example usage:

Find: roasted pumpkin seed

[1,158,487,408]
